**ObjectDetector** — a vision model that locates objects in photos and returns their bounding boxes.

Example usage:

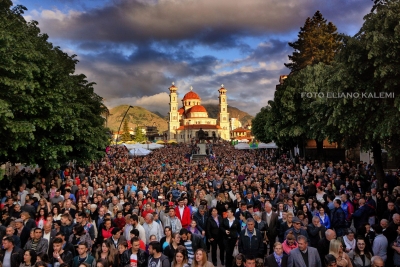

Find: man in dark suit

[265,242,288,267]
[21,212,36,232]
[262,202,279,254]
[42,221,57,253]
[14,218,30,248]
[287,235,322,267]
[61,199,77,218]
[5,226,21,249]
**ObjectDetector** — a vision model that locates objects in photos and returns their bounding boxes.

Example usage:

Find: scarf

[343,235,355,250]
[273,252,283,267]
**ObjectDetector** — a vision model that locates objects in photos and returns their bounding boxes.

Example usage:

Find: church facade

[167,83,230,143]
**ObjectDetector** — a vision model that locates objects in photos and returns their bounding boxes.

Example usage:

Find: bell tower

[218,84,230,140]
[168,82,180,140]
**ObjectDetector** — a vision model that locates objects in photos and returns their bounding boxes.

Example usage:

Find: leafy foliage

[134,126,146,142]
[121,119,131,142]
[0,2,109,169]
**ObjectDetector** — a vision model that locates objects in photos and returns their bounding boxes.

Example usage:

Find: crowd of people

[0,141,398,267]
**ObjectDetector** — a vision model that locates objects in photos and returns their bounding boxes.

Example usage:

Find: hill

[107,105,254,132]
[202,104,254,126]
[107,105,168,132]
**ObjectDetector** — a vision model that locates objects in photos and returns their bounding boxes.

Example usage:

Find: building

[167,83,230,142]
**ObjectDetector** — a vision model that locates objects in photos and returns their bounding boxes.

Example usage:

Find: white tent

[147,143,164,150]
[258,142,278,149]
[234,143,250,150]
[129,148,152,156]
[123,143,143,150]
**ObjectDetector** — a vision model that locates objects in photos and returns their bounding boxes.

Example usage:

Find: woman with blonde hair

[216,193,228,217]
[193,248,213,267]
[37,198,51,214]
[329,239,353,267]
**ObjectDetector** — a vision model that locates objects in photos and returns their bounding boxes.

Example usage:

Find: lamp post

[115,105,133,146]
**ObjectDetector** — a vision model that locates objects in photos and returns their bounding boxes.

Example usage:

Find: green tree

[134,126,146,142]
[251,106,272,143]
[285,11,341,73]
[121,119,131,142]
[0,1,109,169]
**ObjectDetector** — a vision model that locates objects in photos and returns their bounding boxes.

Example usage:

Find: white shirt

[179,206,185,219]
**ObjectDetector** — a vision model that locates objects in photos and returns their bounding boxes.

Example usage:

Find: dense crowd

[0,142,398,267]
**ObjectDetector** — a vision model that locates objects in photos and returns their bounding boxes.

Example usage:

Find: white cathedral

[167,83,230,143]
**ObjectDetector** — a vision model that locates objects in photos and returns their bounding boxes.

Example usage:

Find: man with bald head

[317,229,336,262]
[384,213,400,266]
[353,198,370,229]
[371,256,384,267]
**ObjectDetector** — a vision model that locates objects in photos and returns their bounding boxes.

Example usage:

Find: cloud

[28,0,372,47]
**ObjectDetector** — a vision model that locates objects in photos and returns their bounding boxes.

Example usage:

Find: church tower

[218,84,230,140]
[168,82,180,140]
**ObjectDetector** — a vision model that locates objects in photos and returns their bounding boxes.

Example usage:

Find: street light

[115,105,133,146]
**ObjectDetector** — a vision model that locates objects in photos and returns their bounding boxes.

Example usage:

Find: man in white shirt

[132,214,146,244]
[142,214,163,244]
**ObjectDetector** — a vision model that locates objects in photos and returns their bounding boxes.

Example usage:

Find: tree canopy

[0,2,109,169]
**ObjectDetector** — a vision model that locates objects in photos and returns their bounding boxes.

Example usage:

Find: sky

[18,0,373,116]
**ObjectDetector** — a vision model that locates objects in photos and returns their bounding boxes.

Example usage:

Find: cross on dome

[221,84,224,87]
[190,86,193,91]
[172,82,175,85]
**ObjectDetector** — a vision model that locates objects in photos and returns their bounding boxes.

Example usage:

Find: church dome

[188,105,207,113]
[183,91,200,100]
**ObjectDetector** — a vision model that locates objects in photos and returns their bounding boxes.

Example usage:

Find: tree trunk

[372,141,385,188]
[316,139,324,163]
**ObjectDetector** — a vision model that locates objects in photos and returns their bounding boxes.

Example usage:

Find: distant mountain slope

[202,104,254,126]
[107,104,254,132]
[107,105,168,132]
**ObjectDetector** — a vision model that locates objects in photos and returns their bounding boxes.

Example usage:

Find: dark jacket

[0,247,23,267]
[24,218,36,231]
[60,223,74,240]
[264,253,288,267]
[193,211,209,233]
[180,233,206,253]
[50,250,74,267]
[331,207,346,229]
[352,204,370,229]
[21,205,36,219]
[15,227,30,249]
[317,237,330,263]
[220,218,241,240]
[238,228,264,258]
[12,235,21,249]
[124,249,148,267]
[307,224,326,248]
[206,216,223,239]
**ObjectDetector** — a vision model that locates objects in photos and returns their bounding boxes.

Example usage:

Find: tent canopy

[234,143,250,149]
[129,147,151,156]
[258,142,278,149]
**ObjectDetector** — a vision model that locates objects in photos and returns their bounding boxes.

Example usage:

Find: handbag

[263,231,269,244]
[232,245,239,257]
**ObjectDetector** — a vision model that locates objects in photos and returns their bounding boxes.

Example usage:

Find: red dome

[178,107,185,115]
[183,91,200,100]
[188,105,207,113]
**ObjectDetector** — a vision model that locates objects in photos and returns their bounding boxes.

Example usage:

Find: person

[265,242,288,267]
[96,259,108,267]
[164,233,180,263]
[233,254,244,267]
[123,237,148,267]
[348,237,372,267]
[221,208,240,267]
[147,241,169,267]
[72,242,96,267]
[324,254,338,267]
[282,233,298,255]
[171,245,189,267]
[317,207,331,229]
[371,224,387,263]
[318,229,337,262]
[175,198,191,229]
[179,228,206,265]
[238,218,264,258]
[331,200,346,237]
[328,239,353,267]
[107,227,126,250]
[206,207,224,267]
[5,226,21,249]
[287,235,322,267]
[69,224,92,255]
[193,205,208,241]
[94,241,118,267]
[51,237,74,267]
[23,228,48,255]
[307,216,326,247]
[42,222,56,253]
[159,226,173,251]
[284,217,309,243]
[143,214,163,244]
[131,214,146,245]
[160,207,182,234]
[192,248,213,267]
[14,219,30,249]
[338,229,356,253]
[262,202,280,255]
[0,236,23,267]
[370,256,384,267]
[352,199,370,230]
[19,249,36,267]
